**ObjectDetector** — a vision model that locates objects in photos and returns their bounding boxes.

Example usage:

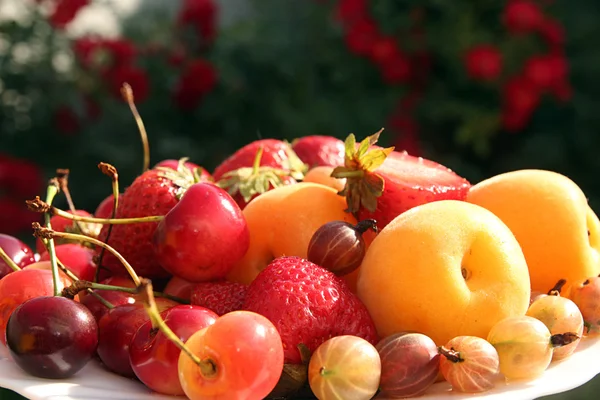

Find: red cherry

[464,45,502,81]
[0,233,36,279]
[164,276,196,301]
[129,305,218,395]
[503,0,544,34]
[153,183,250,282]
[39,243,97,281]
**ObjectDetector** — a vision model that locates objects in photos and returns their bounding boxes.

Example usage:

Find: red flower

[539,18,565,47]
[503,76,540,115]
[369,36,400,65]
[54,106,80,135]
[108,66,150,103]
[503,1,544,34]
[464,45,503,81]
[523,54,568,90]
[380,54,411,84]
[178,0,218,44]
[336,0,367,26]
[0,154,45,199]
[49,0,89,29]
[344,19,379,56]
[501,109,531,133]
[173,59,218,110]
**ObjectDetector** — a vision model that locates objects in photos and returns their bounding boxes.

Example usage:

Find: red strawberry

[190,280,248,316]
[243,256,378,364]
[332,130,471,230]
[154,158,214,182]
[215,141,305,209]
[291,135,345,168]
[35,209,99,254]
[97,164,199,278]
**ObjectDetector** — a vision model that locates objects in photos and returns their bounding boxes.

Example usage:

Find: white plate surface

[1,337,599,400]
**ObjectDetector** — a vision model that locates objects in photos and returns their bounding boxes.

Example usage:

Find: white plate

[1,337,600,400]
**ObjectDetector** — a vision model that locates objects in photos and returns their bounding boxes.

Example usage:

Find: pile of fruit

[1,94,600,400]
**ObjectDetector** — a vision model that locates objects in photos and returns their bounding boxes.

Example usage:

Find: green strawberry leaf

[360,146,394,172]
[343,133,356,161]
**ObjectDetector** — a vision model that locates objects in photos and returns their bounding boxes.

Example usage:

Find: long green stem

[43,230,141,286]
[64,280,188,304]
[52,207,163,224]
[43,183,61,296]
[0,247,21,272]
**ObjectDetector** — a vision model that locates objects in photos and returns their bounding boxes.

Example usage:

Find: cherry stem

[354,219,378,235]
[31,224,141,287]
[42,180,61,297]
[138,278,216,377]
[61,280,188,304]
[437,346,464,363]
[56,168,87,236]
[95,162,120,283]
[548,279,567,296]
[54,258,114,309]
[52,206,163,224]
[0,246,21,272]
[550,332,580,348]
[121,83,150,174]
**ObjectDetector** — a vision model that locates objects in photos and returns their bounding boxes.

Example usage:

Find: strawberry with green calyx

[331,129,471,229]
[216,147,298,209]
[97,158,204,279]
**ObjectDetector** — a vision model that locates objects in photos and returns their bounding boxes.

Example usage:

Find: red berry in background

[503,75,541,115]
[389,115,421,156]
[243,256,378,364]
[39,244,97,282]
[173,59,218,110]
[369,36,400,65]
[539,18,565,47]
[103,39,137,67]
[503,0,543,34]
[108,66,149,102]
[501,109,531,133]
[49,0,89,29]
[551,81,573,102]
[54,106,80,136]
[524,54,568,90]
[380,54,411,84]
[178,0,218,44]
[0,154,44,198]
[344,18,380,57]
[465,45,502,81]
[0,198,40,235]
[336,0,367,26]
[190,280,248,316]
[0,234,36,280]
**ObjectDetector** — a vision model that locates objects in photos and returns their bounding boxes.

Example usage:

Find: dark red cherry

[40,243,97,281]
[0,233,36,279]
[6,296,98,379]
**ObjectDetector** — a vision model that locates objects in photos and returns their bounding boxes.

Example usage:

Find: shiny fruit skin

[357,200,531,346]
[307,221,367,275]
[154,182,249,282]
[567,276,600,336]
[6,296,98,379]
[439,336,499,393]
[155,159,213,182]
[129,305,218,395]
[178,311,284,400]
[466,169,600,293]
[97,299,176,377]
[35,210,94,254]
[303,166,345,192]
[39,244,97,281]
[0,269,69,347]
[80,276,138,322]
[526,295,584,360]
[376,332,440,398]
[487,316,553,380]
[308,335,381,400]
[0,233,36,279]
[164,276,196,302]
